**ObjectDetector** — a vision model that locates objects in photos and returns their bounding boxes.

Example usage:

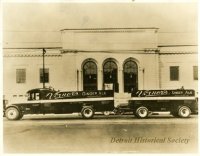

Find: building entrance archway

[83,61,97,91]
[123,58,138,92]
[103,59,119,92]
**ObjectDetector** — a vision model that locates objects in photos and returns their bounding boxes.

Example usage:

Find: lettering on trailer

[45,90,114,100]
[132,90,195,97]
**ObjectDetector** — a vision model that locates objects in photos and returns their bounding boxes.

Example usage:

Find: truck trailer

[129,89,198,118]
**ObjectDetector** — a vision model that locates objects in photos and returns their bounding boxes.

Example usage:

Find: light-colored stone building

[3,28,198,101]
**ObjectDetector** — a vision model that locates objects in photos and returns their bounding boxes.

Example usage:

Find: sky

[2,2,198,48]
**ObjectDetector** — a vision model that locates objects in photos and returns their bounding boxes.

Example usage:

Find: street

[3,113,198,153]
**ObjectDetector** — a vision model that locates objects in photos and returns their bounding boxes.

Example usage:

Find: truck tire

[81,106,94,119]
[135,106,149,118]
[5,107,21,120]
[103,111,110,116]
[178,106,191,118]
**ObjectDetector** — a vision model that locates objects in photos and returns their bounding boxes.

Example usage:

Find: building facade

[3,28,198,101]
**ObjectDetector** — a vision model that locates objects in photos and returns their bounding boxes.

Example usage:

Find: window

[16,69,26,83]
[83,61,97,91]
[103,59,118,92]
[123,59,138,92]
[40,68,49,83]
[193,66,198,80]
[170,66,179,81]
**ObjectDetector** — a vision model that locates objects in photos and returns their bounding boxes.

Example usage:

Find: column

[118,68,123,93]
[98,68,103,90]
[138,66,144,90]
[78,70,82,91]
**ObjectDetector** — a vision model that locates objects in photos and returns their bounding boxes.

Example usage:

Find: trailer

[5,88,114,120]
[128,89,198,118]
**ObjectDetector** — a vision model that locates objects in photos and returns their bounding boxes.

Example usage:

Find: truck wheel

[178,106,191,118]
[103,111,110,116]
[81,106,94,119]
[135,106,148,118]
[5,107,21,120]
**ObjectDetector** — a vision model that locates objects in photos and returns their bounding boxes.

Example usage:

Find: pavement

[3,113,199,154]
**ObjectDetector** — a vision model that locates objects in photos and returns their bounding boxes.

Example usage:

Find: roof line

[3,47,62,49]
[158,45,198,47]
[60,27,159,31]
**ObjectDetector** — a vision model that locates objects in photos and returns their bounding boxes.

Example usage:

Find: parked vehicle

[5,88,114,120]
[5,88,198,120]
[128,89,198,118]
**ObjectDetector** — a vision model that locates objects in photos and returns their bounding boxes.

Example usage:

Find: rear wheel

[5,107,21,120]
[81,106,94,119]
[178,106,191,118]
[135,106,149,118]
[103,111,110,116]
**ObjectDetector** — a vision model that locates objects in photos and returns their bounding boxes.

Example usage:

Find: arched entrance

[103,58,119,92]
[123,58,138,92]
[83,60,97,91]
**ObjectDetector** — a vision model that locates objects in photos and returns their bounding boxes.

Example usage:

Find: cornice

[60,27,159,31]
[3,54,62,57]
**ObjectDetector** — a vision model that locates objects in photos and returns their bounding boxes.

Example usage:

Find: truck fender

[6,105,21,112]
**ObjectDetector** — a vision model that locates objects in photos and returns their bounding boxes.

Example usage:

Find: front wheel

[134,106,149,118]
[178,106,191,118]
[5,107,21,120]
[81,106,94,119]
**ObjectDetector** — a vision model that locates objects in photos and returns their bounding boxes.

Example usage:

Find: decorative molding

[60,50,78,54]
[144,48,159,53]
[60,49,155,54]
[74,30,145,33]
[60,49,197,55]
[3,48,197,57]
[159,52,197,55]
[158,45,197,47]
[3,54,62,57]
[60,27,159,32]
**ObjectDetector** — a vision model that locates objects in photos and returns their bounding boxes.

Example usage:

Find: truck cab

[27,88,56,101]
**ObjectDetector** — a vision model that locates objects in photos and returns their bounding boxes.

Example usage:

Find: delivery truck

[4,87,198,120]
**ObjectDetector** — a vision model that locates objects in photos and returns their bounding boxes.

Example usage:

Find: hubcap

[104,111,110,116]
[138,108,148,117]
[180,107,190,117]
[7,109,18,119]
[83,109,93,117]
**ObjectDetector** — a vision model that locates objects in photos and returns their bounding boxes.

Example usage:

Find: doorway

[103,59,119,92]
[83,61,97,91]
[123,58,138,92]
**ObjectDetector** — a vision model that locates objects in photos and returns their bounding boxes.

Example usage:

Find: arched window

[83,61,97,91]
[123,59,138,92]
[103,59,119,92]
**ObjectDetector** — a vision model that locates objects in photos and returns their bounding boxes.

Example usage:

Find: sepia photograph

[1,0,199,154]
